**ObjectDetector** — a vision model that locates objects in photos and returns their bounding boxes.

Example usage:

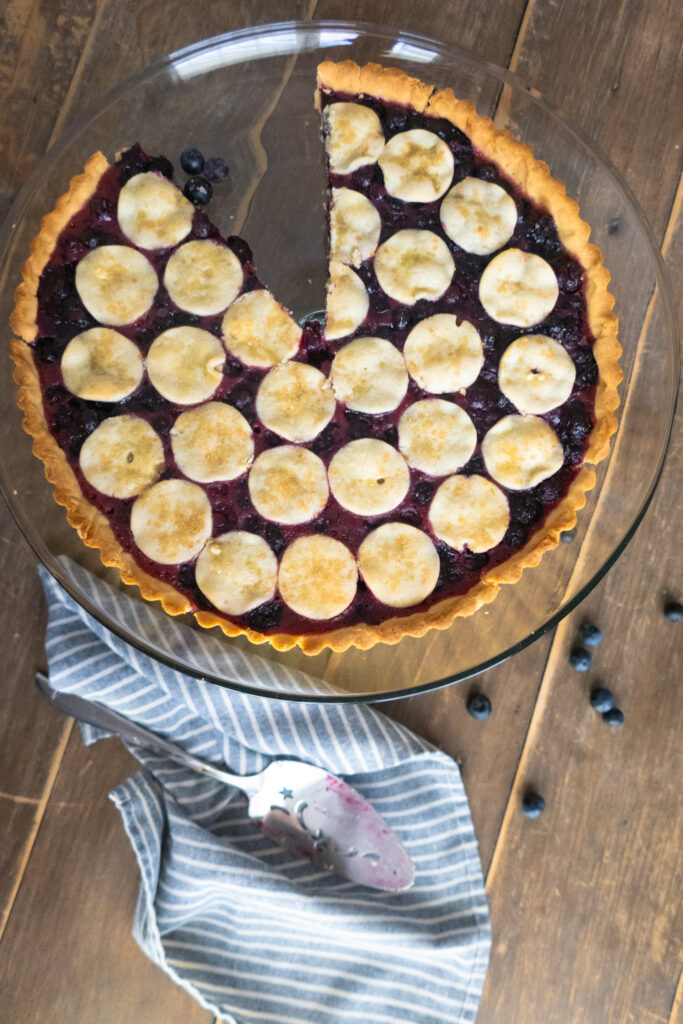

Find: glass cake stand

[0,22,677,701]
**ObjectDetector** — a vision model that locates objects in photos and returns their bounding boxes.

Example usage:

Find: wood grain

[0,728,212,1024]
[0,2,681,1023]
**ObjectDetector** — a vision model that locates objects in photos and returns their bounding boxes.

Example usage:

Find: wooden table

[0,2,681,1021]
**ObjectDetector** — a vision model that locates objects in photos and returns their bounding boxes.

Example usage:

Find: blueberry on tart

[10,61,621,654]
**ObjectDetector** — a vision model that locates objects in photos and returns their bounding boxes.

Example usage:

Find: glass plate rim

[0,19,679,703]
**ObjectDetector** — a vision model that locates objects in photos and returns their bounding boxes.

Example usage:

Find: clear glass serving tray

[0,21,677,701]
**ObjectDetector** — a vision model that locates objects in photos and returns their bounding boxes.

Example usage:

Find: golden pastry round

[130,479,212,564]
[278,535,357,619]
[164,240,243,316]
[479,248,559,328]
[222,290,302,368]
[374,230,454,305]
[429,474,510,552]
[170,402,254,483]
[256,362,335,442]
[498,334,576,414]
[195,532,278,616]
[358,523,440,607]
[403,314,484,394]
[61,327,143,402]
[75,245,158,326]
[248,446,329,525]
[379,129,454,202]
[117,172,194,250]
[482,414,564,489]
[328,439,410,516]
[79,415,164,499]
[147,326,225,405]
[398,399,477,476]
[330,336,408,414]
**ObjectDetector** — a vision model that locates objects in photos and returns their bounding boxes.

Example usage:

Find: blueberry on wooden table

[522,792,545,818]
[204,156,230,181]
[466,692,492,719]
[579,622,602,646]
[602,707,625,726]
[560,529,576,543]
[184,176,213,205]
[590,687,614,713]
[180,147,204,174]
[663,600,683,622]
[569,646,592,671]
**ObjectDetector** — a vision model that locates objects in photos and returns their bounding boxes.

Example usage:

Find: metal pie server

[35,672,414,892]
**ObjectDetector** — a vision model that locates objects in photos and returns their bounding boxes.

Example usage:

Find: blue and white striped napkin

[40,561,491,1024]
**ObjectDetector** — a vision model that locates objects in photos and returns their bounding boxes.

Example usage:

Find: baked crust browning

[11,62,622,657]
[11,336,192,615]
[10,151,111,344]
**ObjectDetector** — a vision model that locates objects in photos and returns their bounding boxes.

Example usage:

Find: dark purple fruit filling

[31,99,598,639]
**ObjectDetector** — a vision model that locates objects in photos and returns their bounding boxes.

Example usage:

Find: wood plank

[506,0,683,240]
[0,727,212,1024]
[476,183,683,1024]
[0,0,99,220]
[311,0,528,68]
[383,635,554,874]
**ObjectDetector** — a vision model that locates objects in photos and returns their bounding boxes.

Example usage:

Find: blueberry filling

[29,90,598,639]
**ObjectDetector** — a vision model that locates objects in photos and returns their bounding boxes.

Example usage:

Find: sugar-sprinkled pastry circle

[222,290,301,368]
[440,177,517,255]
[498,334,576,414]
[164,240,243,316]
[75,245,157,326]
[378,129,454,203]
[330,187,382,267]
[324,102,385,174]
[479,248,558,327]
[130,479,212,564]
[430,475,510,552]
[403,314,484,393]
[278,535,357,620]
[170,402,253,483]
[374,230,454,305]
[358,523,440,607]
[482,414,564,489]
[79,415,164,499]
[330,336,408,414]
[398,399,477,476]
[117,172,194,250]
[328,439,409,516]
[195,532,277,616]
[325,260,369,341]
[147,326,225,405]
[61,327,143,402]
[256,362,335,442]
[248,446,328,525]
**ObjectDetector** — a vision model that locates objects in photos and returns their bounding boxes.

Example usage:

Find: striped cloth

[40,561,491,1024]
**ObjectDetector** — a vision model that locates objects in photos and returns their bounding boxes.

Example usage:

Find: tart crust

[11,63,621,656]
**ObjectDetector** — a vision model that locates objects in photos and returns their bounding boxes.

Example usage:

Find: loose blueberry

[579,622,602,646]
[184,176,213,206]
[204,157,230,182]
[180,148,204,175]
[569,646,592,671]
[522,792,545,818]
[466,692,492,720]
[590,686,614,713]
[663,600,683,622]
[602,707,624,726]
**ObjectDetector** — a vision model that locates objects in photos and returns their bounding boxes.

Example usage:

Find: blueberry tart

[10,61,621,654]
